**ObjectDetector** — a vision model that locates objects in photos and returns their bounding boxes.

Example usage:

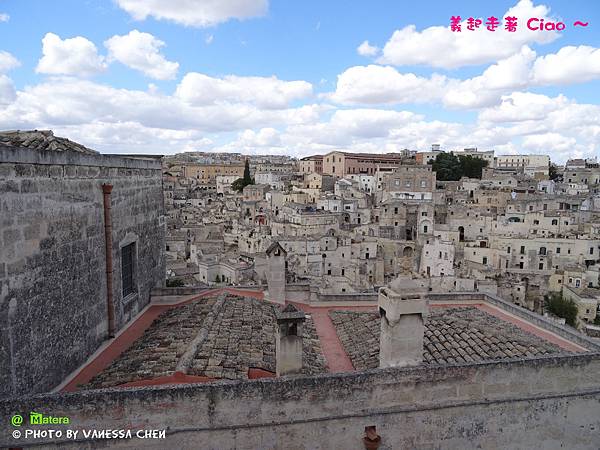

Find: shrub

[545,293,578,327]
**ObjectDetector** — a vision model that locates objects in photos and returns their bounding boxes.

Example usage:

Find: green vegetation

[549,163,561,182]
[166,278,184,287]
[545,293,578,327]
[430,152,488,181]
[231,158,255,192]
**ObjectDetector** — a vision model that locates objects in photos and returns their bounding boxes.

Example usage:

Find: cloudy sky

[0,0,599,161]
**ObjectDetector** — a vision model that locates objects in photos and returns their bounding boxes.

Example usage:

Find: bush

[430,152,488,181]
[166,278,185,287]
[545,293,578,327]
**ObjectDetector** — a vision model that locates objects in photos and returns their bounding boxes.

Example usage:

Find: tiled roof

[0,130,98,154]
[330,307,568,370]
[189,296,325,379]
[84,295,326,389]
[85,298,217,389]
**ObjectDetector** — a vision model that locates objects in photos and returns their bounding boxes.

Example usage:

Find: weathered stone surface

[190,295,326,379]
[0,130,98,154]
[0,143,165,399]
[330,307,569,370]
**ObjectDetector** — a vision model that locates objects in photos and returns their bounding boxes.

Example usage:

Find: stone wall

[0,353,599,449]
[0,146,165,399]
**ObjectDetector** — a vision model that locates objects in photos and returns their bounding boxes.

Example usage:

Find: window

[556,247,561,254]
[533,220,540,225]
[520,246,525,255]
[423,225,428,233]
[590,247,595,255]
[539,262,544,270]
[552,219,558,225]
[576,279,581,288]
[539,247,546,256]
[121,243,136,298]
[482,257,488,265]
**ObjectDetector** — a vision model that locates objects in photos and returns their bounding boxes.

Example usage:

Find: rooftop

[60,288,594,394]
[330,307,568,370]
[0,130,98,154]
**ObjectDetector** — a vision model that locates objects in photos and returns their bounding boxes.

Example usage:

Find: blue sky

[0,0,599,161]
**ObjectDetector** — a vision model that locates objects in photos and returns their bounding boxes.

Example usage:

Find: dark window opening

[121,242,136,298]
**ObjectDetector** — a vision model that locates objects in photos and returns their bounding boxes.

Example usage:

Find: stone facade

[0,141,165,399]
[1,353,599,448]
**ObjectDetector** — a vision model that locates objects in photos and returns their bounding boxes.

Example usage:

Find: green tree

[231,159,255,192]
[243,158,252,184]
[166,278,184,287]
[431,152,488,181]
[458,155,488,179]
[545,293,578,327]
[549,163,561,182]
[231,178,246,192]
[431,152,462,181]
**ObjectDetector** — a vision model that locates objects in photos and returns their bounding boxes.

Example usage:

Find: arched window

[539,247,547,256]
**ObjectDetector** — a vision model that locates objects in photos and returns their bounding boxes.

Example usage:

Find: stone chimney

[378,277,428,368]
[275,304,305,376]
[265,242,287,304]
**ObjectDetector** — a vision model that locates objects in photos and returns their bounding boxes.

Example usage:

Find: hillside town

[3,131,600,449]
[163,146,600,336]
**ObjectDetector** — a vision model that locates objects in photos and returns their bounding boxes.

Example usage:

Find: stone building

[0,130,165,399]
[321,151,405,177]
[183,162,245,184]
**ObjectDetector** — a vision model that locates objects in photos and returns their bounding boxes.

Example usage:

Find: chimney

[275,304,305,376]
[265,242,287,304]
[378,278,428,368]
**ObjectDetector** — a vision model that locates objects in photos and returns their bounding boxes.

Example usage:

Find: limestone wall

[0,146,165,399]
[1,353,599,449]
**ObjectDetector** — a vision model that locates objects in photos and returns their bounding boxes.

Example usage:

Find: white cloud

[443,46,536,108]
[115,0,268,27]
[0,51,20,73]
[478,92,568,123]
[357,40,379,57]
[330,44,600,110]
[378,0,559,69]
[522,132,576,153]
[36,33,106,76]
[0,75,16,105]
[532,46,600,85]
[329,65,449,105]
[0,13,9,22]
[105,30,179,80]
[205,34,214,45]
[175,72,312,109]
[0,77,322,141]
[239,127,281,147]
